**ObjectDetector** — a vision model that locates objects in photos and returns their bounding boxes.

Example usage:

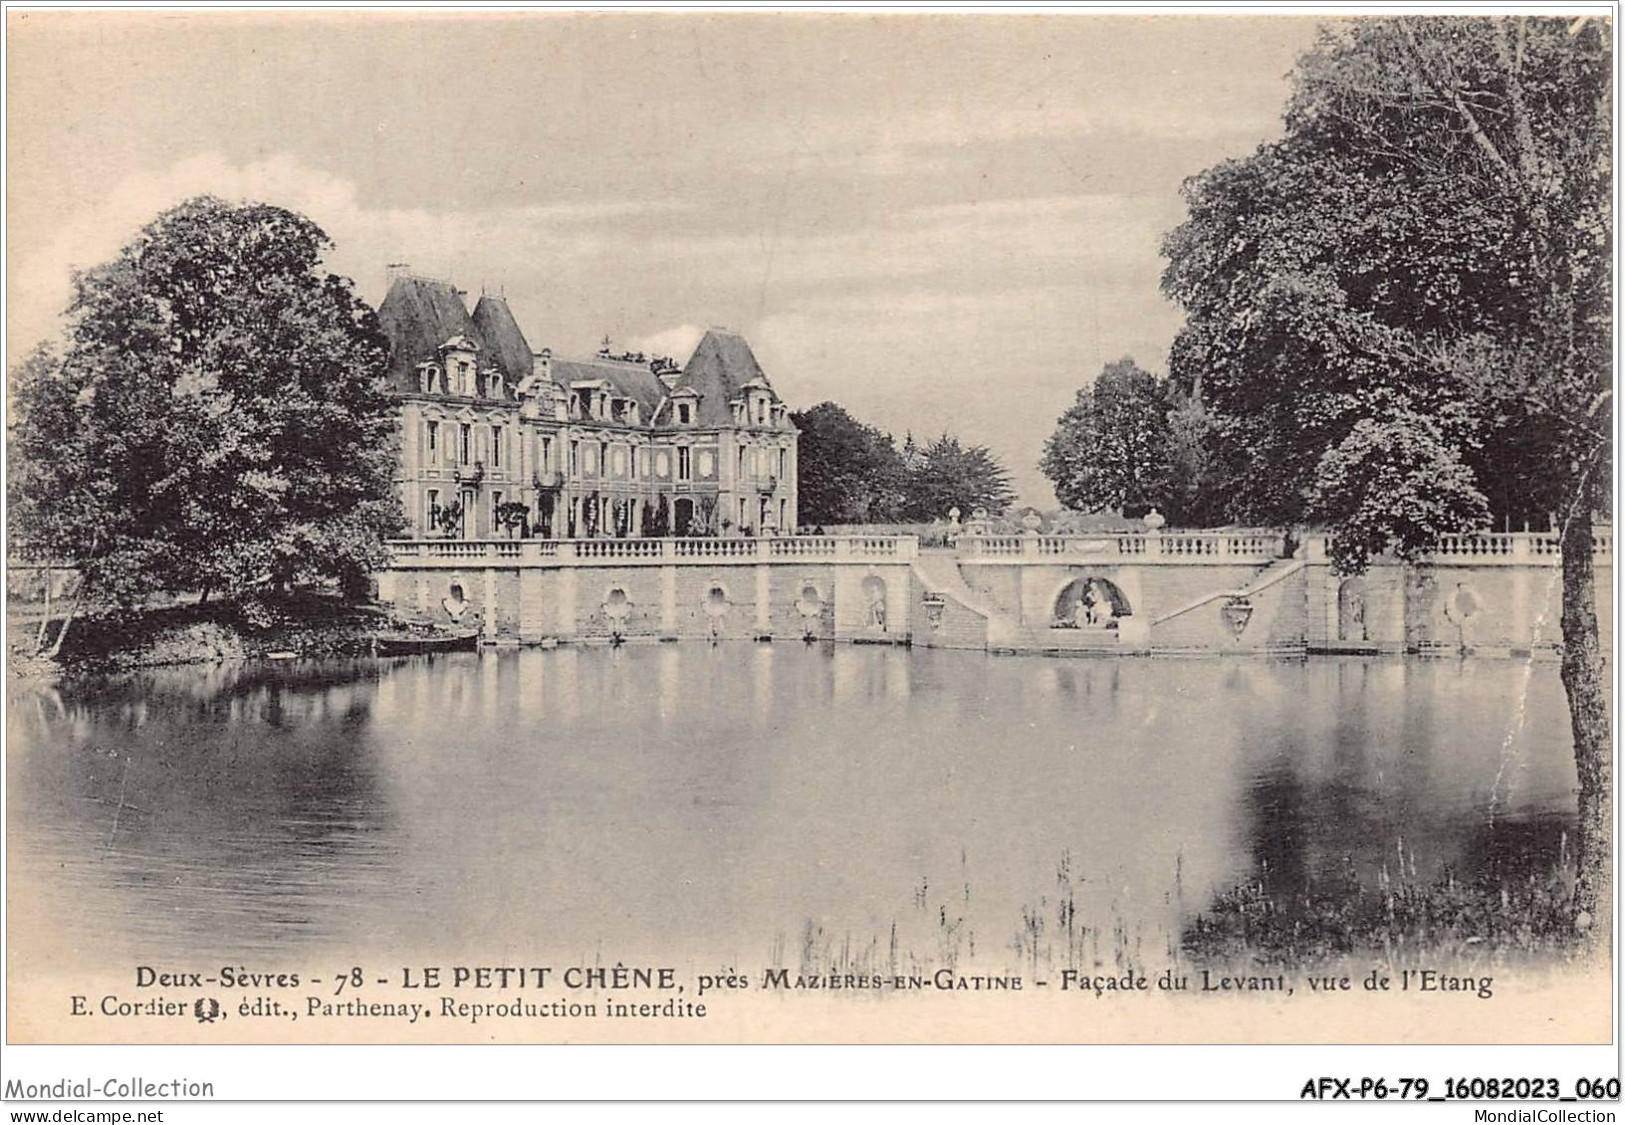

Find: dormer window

[456,360,472,395]
[678,402,692,425]
[488,371,505,399]
[421,365,444,394]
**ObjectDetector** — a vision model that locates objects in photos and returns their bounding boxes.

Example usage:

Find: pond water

[7,646,1579,977]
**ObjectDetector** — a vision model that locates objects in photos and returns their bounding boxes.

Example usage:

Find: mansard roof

[666,328,779,427]
[378,284,784,425]
[471,295,534,383]
[379,277,536,392]
[551,355,667,419]
[378,276,477,390]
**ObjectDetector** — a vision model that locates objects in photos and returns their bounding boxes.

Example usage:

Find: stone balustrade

[955,529,1607,566]
[392,530,1607,569]
[1307,529,1610,566]
[385,535,922,567]
[958,530,1290,562]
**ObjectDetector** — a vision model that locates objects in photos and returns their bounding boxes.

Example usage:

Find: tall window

[426,420,439,461]
[778,447,788,479]
[460,424,472,464]
[677,447,692,481]
[427,489,439,530]
[540,435,553,472]
[492,491,503,533]
[738,447,747,478]
[491,426,503,469]
[570,440,580,476]
[600,441,610,478]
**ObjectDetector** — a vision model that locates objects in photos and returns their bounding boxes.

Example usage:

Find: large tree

[790,402,908,525]
[903,434,1016,520]
[1041,357,1173,519]
[9,196,403,649]
[1162,16,1611,920]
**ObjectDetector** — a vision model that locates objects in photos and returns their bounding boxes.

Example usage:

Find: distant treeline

[790,404,1015,526]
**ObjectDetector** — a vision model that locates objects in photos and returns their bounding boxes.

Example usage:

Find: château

[378,273,799,540]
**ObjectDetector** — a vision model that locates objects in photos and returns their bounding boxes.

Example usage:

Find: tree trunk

[43,575,88,660]
[34,563,53,653]
[44,534,101,661]
[1559,504,1611,930]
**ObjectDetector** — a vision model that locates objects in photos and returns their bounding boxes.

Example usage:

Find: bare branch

[1397,20,1520,187]
[1493,18,1546,188]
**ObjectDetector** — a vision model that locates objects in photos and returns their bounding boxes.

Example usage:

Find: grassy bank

[1182,859,1585,969]
[9,591,456,676]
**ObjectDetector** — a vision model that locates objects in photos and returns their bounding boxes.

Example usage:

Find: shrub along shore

[8,591,458,677]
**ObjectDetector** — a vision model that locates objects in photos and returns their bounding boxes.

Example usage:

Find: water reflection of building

[378,275,799,541]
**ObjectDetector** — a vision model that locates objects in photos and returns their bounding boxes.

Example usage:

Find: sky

[7,11,1324,505]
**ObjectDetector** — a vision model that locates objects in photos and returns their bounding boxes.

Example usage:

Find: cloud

[7,152,1187,506]
[622,324,708,363]
[10,153,351,359]
[8,152,689,362]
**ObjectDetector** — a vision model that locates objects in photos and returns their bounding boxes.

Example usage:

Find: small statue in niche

[862,577,887,631]
[442,583,470,621]
[704,585,730,642]
[603,588,632,644]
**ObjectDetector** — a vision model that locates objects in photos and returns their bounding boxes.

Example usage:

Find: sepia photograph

[2,3,1617,1109]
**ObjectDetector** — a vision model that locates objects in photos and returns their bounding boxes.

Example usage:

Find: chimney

[536,347,553,381]
[385,262,410,288]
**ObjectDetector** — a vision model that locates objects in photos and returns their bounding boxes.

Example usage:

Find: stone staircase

[913,550,1134,652]
[913,547,1306,655]
[1149,556,1305,628]
[911,549,1024,646]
